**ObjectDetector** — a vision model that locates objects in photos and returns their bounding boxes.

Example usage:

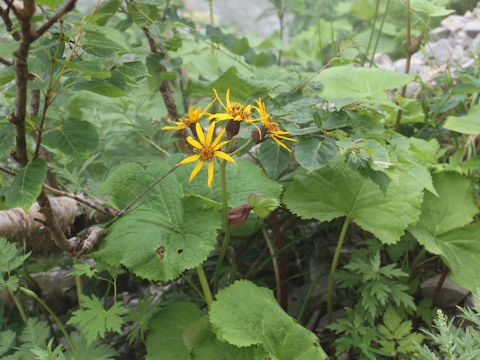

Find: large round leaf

[43,120,99,156]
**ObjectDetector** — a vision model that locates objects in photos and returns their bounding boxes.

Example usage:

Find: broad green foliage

[210,280,328,359]
[5,158,47,210]
[67,295,127,345]
[43,120,99,157]
[444,104,480,135]
[314,67,416,106]
[2,319,50,360]
[0,121,14,153]
[283,159,423,244]
[258,141,290,180]
[66,332,119,360]
[409,172,480,290]
[294,137,338,171]
[411,0,454,17]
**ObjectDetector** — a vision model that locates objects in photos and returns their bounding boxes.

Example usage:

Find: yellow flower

[209,89,261,133]
[176,122,235,187]
[162,98,216,130]
[255,98,298,152]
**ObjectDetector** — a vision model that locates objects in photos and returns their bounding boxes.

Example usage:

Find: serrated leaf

[146,302,200,360]
[67,295,127,345]
[248,194,279,218]
[294,137,337,171]
[5,158,47,210]
[0,238,30,274]
[283,159,423,244]
[43,120,99,157]
[19,318,50,347]
[0,42,17,57]
[315,66,415,107]
[231,37,250,55]
[383,307,402,332]
[258,140,290,180]
[444,104,480,135]
[411,0,454,17]
[117,61,149,78]
[403,163,438,196]
[0,330,15,356]
[409,172,480,291]
[76,80,128,97]
[210,280,327,359]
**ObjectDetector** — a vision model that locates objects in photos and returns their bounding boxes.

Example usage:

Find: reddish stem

[272,210,288,311]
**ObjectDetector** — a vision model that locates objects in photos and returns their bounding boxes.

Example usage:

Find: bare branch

[0,56,12,66]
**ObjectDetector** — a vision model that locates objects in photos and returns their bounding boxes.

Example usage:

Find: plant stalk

[19,287,75,350]
[261,227,282,305]
[195,265,213,308]
[7,287,28,322]
[72,257,83,308]
[213,158,230,293]
[362,0,380,67]
[327,215,351,324]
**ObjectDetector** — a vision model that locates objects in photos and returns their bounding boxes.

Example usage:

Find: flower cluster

[162,89,296,187]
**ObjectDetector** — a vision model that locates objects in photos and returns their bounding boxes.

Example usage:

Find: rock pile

[376,2,480,92]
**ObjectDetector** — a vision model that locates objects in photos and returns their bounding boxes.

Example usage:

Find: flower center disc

[199,146,215,160]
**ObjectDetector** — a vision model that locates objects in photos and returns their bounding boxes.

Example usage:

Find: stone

[374,53,394,70]
[420,275,469,307]
[441,15,466,33]
[425,39,456,64]
[316,308,346,334]
[429,27,452,42]
[465,20,480,38]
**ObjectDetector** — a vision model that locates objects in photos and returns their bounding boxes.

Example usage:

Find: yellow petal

[201,97,217,116]
[206,122,215,146]
[213,88,227,112]
[162,124,186,130]
[209,113,233,121]
[187,136,203,149]
[188,105,194,118]
[272,136,292,152]
[213,140,229,150]
[207,160,214,187]
[215,151,236,164]
[275,134,298,142]
[196,122,206,145]
[226,89,231,108]
[177,154,200,166]
[189,160,204,182]
[211,127,226,148]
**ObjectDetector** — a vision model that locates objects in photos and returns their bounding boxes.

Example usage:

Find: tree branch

[0,2,20,40]
[0,56,13,66]
[33,0,77,40]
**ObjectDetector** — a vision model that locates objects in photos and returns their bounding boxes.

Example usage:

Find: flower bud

[228,203,252,226]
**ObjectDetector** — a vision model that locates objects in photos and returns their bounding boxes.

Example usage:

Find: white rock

[441,15,465,33]
[421,275,469,307]
[465,20,480,38]
[429,27,452,42]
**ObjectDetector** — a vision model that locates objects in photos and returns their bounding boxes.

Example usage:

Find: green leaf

[294,137,338,171]
[0,67,15,85]
[409,172,480,290]
[5,158,47,210]
[117,61,149,78]
[0,238,30,274]
[258,140,290,180]
[66,332,119,360]
[403,163,438,196]
[67,295,127,345]
[56,59,111,79]
[43,120,99,156]
[19,318,50,347]
[210,280,327,359]
[283,159,423,244]
[315,66,415,107]
[146,302,200,360]
[187,66,266,103]
[248,194,279,218]
[35,0,62,7]
[231,37,250,55]
[76,80,128,97]
[95,197,221,281]
[0,330,15,356]
[0,121,14,154]
[411,0,454,17]
[444,104,480,135]
[0,42,17,58]
[99,163,148,209]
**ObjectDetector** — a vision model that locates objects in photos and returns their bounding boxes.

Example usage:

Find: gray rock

[429,27,452,42]
[464,293,476,307]
[316,308,346,333]
[465,20,480,38]
[421,275,469,307]
[374,53,394,70]
[441,15,465,33]
[425,39,457,64]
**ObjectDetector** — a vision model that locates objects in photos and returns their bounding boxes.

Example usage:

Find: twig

[0,3,20,40]
[292,57,337,93]
[33,0,77,40]
[430,266,450,309]
[0,56,12,66]
[272,210,288,311]
[261,227,282,305]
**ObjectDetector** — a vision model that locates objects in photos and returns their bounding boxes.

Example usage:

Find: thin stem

[7,287,28,322]
[409,248,426,281]
[245,239,296,279]
[327,215,351,324]
[327,0,335,57]
[208,0,213,26]
[430,266,450,309]
[181,273,205,302]
[315,0,324,65]
[229,138,252,157]
[19,287,75,350]
[195,265,213,308]
[213,156,230,293]
[362,0,380,67]
[261,227,282,305]
[72,257,83,308]
[369,0,391,67]
[272,210,288,311]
